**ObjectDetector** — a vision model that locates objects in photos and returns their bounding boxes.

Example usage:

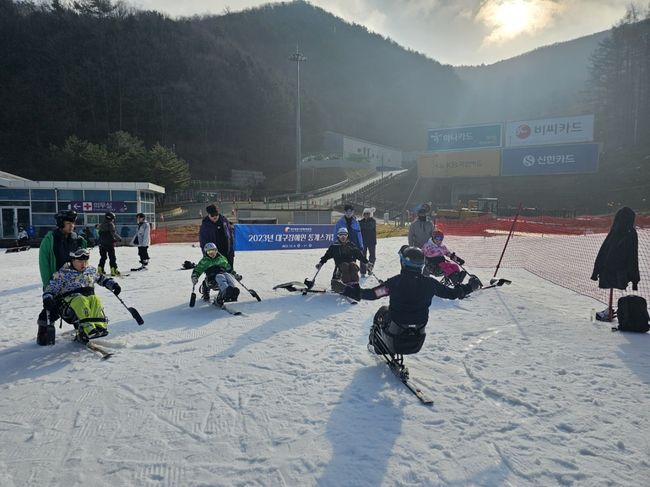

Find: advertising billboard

[418,149,501,178]
[501,143,599,176]
[427,124,502,151]
[234,224,335,251]
[505,114,594,147]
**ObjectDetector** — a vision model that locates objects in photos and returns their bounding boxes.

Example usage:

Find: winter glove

[450,253,465,266]
[457,284,472,299]
[111,283,121,296]
[468,276,482,291]
[366,262,374,273]
[43,295,57,313]
[331,280,346,294]
[315,262,322,270]
[231,272,242,281]
[633,283,638,291]
[191,274,199,285]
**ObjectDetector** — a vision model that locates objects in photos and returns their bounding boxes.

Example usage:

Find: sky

[133,0,635,65]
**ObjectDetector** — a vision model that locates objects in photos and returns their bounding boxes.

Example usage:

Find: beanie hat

[362,207,375,216]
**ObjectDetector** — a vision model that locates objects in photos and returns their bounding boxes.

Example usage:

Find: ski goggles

[69,248,91,260]
[206,248,219,257]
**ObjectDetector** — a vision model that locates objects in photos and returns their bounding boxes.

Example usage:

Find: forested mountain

[0,0,648,205]
[455,31,608,124]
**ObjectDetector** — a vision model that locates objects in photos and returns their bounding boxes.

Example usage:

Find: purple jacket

[199,215,234,262]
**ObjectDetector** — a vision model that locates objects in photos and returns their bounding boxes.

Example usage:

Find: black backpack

[614,295,650,333]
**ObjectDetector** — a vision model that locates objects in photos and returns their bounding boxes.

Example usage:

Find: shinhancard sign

[418,149,501,178]
[505,114,594,147]
[501,143,599,176]
[427,124,502,151]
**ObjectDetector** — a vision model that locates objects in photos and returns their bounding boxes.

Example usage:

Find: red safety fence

[150,214,649,305]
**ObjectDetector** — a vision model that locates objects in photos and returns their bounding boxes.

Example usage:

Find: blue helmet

[398,246,425,272]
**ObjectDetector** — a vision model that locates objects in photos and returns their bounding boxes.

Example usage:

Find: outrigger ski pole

[474,278,512,292]
[113,293,144,325]
[189,283,197,308]
[304,266,322,289]
[230,273,261,302]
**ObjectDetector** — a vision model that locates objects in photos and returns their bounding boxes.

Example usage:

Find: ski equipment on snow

[189,283,197,308]
[112,293,144,325]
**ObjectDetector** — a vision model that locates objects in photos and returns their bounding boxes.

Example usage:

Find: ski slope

[0,238,648,487]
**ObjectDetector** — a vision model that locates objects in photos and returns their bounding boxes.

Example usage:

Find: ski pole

[113,293,144,325]
[473,278,512,292]
[189,283,197,308]
[367,269,384,284]
[230,273,261,302]
[493,203,521,281]
[304,266,322,289]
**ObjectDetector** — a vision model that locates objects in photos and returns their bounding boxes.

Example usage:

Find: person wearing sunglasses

[334,203,364,251]
[42,248,121,344]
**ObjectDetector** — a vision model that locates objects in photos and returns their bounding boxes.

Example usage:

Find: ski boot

[98,266,105,275]
[110,266,121,277]
[200,282,210,302]
[223,286,240,303]
[77,323,108,343]
[449,270,467,286]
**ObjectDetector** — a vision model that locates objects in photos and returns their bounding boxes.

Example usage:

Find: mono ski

[371,333,433,406]
[74,335,113,360]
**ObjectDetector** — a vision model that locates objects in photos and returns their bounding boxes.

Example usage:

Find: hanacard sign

[427,124,502,151]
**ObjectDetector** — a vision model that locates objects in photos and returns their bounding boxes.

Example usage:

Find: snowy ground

[1,238,649,487]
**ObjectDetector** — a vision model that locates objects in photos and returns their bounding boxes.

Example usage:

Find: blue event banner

[234,224,335,251]
[501,143,599,176]
[427,124,502,151]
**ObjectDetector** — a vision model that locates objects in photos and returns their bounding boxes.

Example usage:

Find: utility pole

[289,46,307,194]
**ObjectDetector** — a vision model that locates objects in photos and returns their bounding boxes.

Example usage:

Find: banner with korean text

[501,143,599,176]
[505,114,594,147]
[427,124,502,151]
[234,224,335,251]
[418,149,501,178]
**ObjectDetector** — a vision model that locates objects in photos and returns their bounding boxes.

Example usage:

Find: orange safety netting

[437,215,650,306]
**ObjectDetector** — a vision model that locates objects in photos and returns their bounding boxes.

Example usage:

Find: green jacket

[191,253,232,279]
[39,230,87,288]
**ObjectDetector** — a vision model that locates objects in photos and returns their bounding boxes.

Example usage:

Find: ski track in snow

[1,239,649,486]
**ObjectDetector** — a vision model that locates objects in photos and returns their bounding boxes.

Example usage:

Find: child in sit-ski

[421,230,466,284]
[42,248,121,343]
[191,242,240,305]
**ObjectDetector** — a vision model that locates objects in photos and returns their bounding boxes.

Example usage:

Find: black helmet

[398,246,425,272]
[55,210,77,228]
[105,212,115,221]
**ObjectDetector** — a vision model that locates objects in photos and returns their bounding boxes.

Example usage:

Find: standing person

[333,246,481,356]
[359,207,377,277]
[97,212,122,276]
[199,204,235,270]
[37,210,86,345]
[591,206,640,320]
[317,227,370,287]
[131,213,151,271]
[334,203,364,251]
[408,206,433,249]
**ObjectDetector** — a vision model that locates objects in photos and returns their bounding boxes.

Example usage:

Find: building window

[32,213,55,225]
[0,188,29,200]
[111,190,137,201]
[30,189,56,200]
[84,190,110,201]
[57,189,84,201]
[31,201,57,213]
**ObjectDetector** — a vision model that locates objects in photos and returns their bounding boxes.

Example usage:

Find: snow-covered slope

[1,239,648,486]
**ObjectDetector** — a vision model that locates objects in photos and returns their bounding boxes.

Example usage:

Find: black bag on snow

[615,295,650,333]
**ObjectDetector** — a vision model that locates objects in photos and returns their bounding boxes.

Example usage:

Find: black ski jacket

[98,221,121,248]
[359,217,377,247]
[319,241,368,268]
[199,214,234,264]
[591,207,640,290]
[354,270,466,325]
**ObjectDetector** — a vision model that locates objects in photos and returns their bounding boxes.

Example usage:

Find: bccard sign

[505,114,594,147]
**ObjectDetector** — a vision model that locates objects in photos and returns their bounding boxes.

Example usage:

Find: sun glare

[492,0,534,36]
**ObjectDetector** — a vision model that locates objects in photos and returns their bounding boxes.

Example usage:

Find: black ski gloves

[450,253,465,266]
[331,280,346,293]
[342,285,362,301]
[468,276,482,291]
[231,272,242,281]
[43,295,57,313]
[111,283,121,296]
